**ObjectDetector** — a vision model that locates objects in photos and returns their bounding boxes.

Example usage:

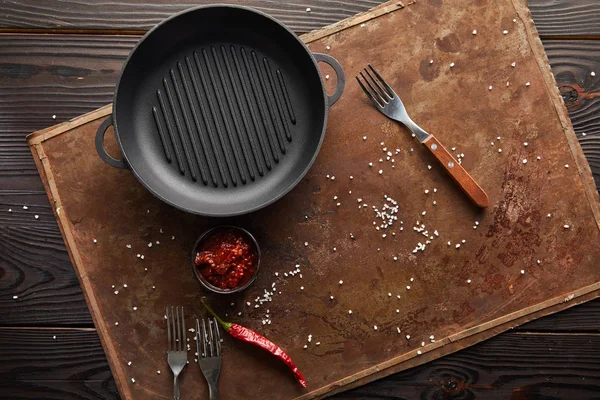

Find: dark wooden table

[1,1,599,398]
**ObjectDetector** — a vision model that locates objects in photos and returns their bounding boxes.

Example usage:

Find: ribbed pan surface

[151,45,296,188]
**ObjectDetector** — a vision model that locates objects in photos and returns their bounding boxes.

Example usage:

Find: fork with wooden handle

[356,64,489,208]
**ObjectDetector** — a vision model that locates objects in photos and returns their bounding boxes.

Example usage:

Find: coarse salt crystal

[131,378,135,383]
[472,29,477,35]
[114,290,119,295]
[305,7,311,12]
[565,164,569,168]
[348,310,352,314]
[304,242,308,247]
[406,285,411,290]
[133,307,137,311]
[34,215,39,219]
[564,224,570,229]
[406,335,411,340]
[450,62,455,68]
[467,279,472,284]
[13,295,18,299]
[93,239,97,243]
[126,244,131,248]
[429,59,434,64]
[378,169,383,175]
[522,159,527,164]
[23,206,28,210]
[489,85,493,90]
[417,350,422,355]
[115,322,119,326]
[455,244,461,249]
[128,361,132,366]
[503,29,508,34]
[592,71,596,77]
[521,269,525,275]
[526,82,531,87]
[339,280,344,285]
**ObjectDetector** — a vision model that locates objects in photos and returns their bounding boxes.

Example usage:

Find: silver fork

[196,317,222,400]
[166,306,187,400]
[356,64,489,208]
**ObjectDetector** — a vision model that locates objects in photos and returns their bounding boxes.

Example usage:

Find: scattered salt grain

[406,335,410,340]
[13,295,18,299]
[503,29,508,35]
[467,279,472,284]
[133,307,137,311]
[304,242,308,247]
[93,239,97,243]
[565,164,569,168]
[131,378,135,384]
[592,71,596,77]
[526,82,530,87]
[34,215,39,219]
[522,159,527,164]
[128,361,132,366]
[339,280,344,285]
[521,269,525,275]
[305,7,311,12]
[563,224,570,229]
[126,244,131,249]
[157,371,161,374]
[429,59,433,64]
[417,350,422,355]
[511,62,516,67]
[450,62,455,68]
[348,310,352,314]
[115,322,119,326]
[378,169,383,175]
[472,29,477,35]
[123,284,127,288]
[489,85,493,90]
[23,206,28,210]
[114,290,119,295]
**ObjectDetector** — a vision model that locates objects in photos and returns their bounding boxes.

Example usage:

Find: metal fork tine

[355,75,379,107]
[360,71,387,106]
[175,306,181,351]
[364,67,392,101]
[166,307,172,351]
[213,317,222,356]
[208,319,216,357]
[201,319,208,358]
[180,307,185,352]
[367,64,395,99]
[195,318,201,354]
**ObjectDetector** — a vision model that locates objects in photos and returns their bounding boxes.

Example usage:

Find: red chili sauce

[194,229,257,290]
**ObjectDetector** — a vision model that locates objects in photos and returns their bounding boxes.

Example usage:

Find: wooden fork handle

[422,135,489,208]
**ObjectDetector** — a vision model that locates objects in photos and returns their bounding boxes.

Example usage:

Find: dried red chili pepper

[201,297,307,388]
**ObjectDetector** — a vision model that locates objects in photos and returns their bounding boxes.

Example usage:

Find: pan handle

[95,115,128,169]
[313,53,345,108]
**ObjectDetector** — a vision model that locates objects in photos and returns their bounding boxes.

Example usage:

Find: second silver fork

[196,317,222,400]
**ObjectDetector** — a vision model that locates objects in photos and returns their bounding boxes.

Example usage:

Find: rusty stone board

[27,0,600,399]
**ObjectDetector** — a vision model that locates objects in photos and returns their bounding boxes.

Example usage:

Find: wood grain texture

[423,135,489,208]
[528,0,600,38]
[2,329,600,399]
[332,332,600,399]
[0,328,118,399]
[0,0,598,38]
[0,0,388,33]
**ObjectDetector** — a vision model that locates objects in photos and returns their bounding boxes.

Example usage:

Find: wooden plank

[517,298,600,331]
[0,0,390,33]
[2,328,600,399]
[0,328,118,399]
[528,0,600,38]
[0,0,598,37]
[0,225,93,326]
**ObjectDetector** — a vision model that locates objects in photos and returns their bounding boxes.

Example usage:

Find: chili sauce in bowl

[192,226,260,294]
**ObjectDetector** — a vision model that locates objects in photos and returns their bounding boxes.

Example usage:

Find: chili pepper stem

[201,297,232,331]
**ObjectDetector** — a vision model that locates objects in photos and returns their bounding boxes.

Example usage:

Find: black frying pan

[96,5,345,216]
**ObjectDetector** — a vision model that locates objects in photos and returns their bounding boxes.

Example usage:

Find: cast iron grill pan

[96,6,344,216]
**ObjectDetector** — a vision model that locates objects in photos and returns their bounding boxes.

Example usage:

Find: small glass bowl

[191,225,260,294]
